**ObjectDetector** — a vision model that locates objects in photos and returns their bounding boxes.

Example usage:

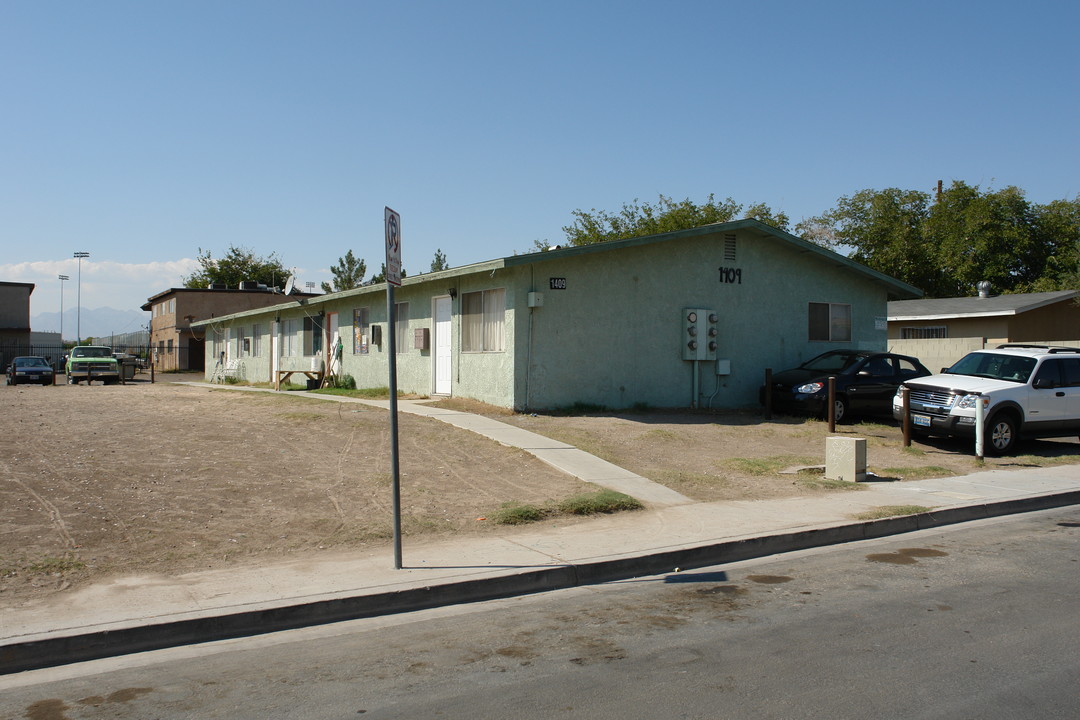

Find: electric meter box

[682,308,719,361]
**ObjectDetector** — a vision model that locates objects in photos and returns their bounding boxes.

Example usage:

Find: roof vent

[209,282,227,290]
[977,281,992,298]
[239,281,260,290]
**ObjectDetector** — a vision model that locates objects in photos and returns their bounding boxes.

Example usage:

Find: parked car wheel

[832,396,848,424]
[985,413,1018,456]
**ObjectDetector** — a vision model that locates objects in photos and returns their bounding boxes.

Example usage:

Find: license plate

[912,414,931,427]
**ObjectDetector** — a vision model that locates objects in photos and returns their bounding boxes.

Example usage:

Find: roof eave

[890,310,1015,322]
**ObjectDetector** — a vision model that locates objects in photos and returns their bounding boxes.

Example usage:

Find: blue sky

[3,0,1077,327]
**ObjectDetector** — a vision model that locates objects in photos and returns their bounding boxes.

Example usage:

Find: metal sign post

[385,207,403,569]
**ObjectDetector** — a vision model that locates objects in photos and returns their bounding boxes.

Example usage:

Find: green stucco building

[193,219,921,410]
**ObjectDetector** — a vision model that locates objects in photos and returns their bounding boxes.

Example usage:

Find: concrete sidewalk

[3,384,1079,674]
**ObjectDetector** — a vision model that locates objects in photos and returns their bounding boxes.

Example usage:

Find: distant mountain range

[32,307,148,342]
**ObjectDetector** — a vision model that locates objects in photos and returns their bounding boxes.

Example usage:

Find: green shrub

[559,489,643,515]
[328,374,356,389]
[490,490,643,525]
[492,502,547,525]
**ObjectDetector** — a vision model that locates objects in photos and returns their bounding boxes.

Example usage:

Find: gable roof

[888,290,1079,321]
[499,219,922,300]
[193,219,922,327]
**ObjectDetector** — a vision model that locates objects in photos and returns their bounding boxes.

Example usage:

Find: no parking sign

[384,206,402,286]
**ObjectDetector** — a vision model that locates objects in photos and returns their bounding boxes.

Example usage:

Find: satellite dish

[284,275,295,295]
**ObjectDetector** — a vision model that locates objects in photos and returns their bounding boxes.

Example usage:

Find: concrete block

[825,436,866,482]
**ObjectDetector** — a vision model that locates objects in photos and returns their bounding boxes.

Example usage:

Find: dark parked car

[5,356,55,386]
[763,350,930,422]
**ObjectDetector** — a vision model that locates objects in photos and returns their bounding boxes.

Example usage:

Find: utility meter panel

[682,308,719,361]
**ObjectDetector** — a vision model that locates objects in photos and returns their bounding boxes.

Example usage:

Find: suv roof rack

[995,344,1080,353]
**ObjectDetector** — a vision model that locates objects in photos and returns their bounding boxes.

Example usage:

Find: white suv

[892,345,1080,455]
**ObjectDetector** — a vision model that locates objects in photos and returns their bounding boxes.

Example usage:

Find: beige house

[888,290,1080,341]
[888,289,1080,372]
[142,285,317,371]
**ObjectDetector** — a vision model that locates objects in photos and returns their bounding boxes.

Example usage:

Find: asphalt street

[3,507,1077,720]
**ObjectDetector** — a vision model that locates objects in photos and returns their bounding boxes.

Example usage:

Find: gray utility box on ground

[825,436,867,482]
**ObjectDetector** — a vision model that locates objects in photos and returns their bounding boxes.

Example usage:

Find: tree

[321,250,366,293]
[430,248,449,273]
[562,194,744,246]
[1029,196,1080,291]
[798,187,942,294]
[742,202,791,232]
[925,183,1040,296]
[802,183,1080,297]
[183,245,289,289]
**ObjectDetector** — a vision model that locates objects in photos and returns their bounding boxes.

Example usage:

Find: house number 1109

[718,267,742,284]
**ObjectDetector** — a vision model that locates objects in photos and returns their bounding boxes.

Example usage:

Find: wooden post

[828,376,836,433]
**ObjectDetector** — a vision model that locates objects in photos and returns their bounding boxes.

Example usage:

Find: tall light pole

[74,251,89,345]
[58,274,69,345]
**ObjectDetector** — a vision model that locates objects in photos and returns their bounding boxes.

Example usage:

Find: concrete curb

[3,489,1079,675]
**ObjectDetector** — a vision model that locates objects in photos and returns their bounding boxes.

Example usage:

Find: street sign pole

[387,284,401,568]
[385,207,403,569]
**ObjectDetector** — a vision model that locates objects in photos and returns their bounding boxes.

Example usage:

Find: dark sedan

[763,350,930,422]
[5,356,55,386]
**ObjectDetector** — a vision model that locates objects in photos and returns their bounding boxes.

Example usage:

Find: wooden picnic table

[275,369,324,391]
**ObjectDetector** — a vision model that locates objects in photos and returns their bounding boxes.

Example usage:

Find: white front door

[270,321,279,381]
[433,296,452,395]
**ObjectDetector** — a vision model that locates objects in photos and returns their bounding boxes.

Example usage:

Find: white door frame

[271,320,280,382]
[432,295,452,395]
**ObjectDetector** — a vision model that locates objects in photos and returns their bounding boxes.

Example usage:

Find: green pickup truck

[66,345,122,385]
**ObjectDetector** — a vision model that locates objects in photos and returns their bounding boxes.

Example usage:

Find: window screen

[809,302,851,342]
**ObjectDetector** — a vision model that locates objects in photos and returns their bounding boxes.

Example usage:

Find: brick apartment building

[142,284,317,371]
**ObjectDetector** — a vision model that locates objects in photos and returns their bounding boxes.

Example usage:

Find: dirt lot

[3,377,1079,607]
